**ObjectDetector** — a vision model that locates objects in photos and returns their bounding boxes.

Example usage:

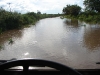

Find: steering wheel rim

[0,59,82,75]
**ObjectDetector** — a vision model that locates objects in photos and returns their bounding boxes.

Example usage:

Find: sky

[0,0,84,14]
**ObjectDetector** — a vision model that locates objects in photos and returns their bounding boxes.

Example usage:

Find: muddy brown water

[0,17,100,69]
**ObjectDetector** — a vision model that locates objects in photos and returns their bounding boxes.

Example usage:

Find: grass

[0,45,2,50]
[64,14,100,24]
[60,16,64,19]
[8,38,14,44]
[0,45,4,50]
[0,8,60,34]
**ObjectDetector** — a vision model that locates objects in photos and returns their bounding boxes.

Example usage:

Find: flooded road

[0,17,100,69]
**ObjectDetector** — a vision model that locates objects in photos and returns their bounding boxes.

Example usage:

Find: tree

[84,0,100,12]
[37,10,41,14]
[63,5,81,16]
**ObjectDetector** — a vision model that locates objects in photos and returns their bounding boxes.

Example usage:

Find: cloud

[0,0,84,14]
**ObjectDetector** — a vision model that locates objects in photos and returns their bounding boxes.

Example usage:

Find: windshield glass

[0,0,100,69]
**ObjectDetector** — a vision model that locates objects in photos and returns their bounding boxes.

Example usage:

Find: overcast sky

[0,0,84,14]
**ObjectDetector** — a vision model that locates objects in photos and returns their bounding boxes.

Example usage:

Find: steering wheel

[0,59,82,75]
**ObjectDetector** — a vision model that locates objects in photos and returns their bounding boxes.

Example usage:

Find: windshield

[0,0,100,69]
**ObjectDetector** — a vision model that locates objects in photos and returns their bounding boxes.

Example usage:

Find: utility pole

[7,3,11,12]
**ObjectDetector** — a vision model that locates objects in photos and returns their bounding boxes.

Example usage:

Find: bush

[0,8,60,33]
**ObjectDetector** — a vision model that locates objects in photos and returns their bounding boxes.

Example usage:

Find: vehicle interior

[0,59,100,75]
[0,0,100,75]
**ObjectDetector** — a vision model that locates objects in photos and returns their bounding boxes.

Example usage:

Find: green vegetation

[60,16,64,19]
[63,0,100,24]
[0,45,2,50]
[78,11,100,23]
[8,38,14,44]
[0,45,4,50]
[84,0,100,12]
[63,5,81,16]
[0,8,60,34]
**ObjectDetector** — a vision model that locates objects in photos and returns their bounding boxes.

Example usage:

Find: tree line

[62,0,100,23]
[0,8,60,34]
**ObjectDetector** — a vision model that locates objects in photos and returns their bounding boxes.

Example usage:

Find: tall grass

[79,14,100,24]
[0,45,3,50]
[65,12,100,24]
[0,8,60,34]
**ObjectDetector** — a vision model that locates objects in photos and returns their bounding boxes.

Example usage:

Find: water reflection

[0,17,100,69]
[64,19,79,28]
[83,25,100,50]
[64,19,100,51]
